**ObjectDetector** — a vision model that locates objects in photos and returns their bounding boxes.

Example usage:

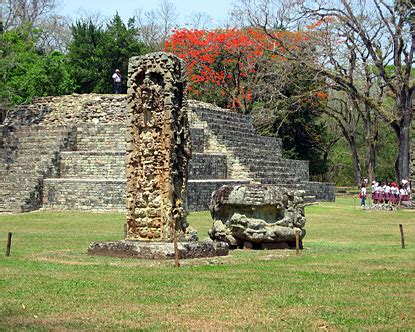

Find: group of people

[360,179,411,207]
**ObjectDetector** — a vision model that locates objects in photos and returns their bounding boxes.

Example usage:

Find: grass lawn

[0,197,414,330]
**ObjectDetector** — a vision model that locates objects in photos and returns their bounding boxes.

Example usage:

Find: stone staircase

[41,124,248,212]
[1,94,335,213]
[189,102,309,191]
[0,125,75,212]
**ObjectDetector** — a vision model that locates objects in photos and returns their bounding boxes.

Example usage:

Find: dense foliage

[165,28,266,112]
[0,14,148,121]
[67,14,148,94]
[0,25,75,109]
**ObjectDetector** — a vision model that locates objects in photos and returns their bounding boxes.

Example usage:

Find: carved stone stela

[126,52,191,241]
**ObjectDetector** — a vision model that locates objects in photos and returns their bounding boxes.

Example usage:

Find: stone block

[88,240,229,259]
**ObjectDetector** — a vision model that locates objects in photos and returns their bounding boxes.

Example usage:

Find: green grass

[0,197,414,330]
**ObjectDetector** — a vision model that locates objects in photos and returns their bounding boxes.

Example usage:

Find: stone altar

[208,184,306,249]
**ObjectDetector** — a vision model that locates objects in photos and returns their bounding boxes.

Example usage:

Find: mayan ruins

[87,52,232,259]
[0,91,336,214]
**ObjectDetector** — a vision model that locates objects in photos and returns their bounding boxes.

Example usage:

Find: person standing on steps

[112,69,122,94]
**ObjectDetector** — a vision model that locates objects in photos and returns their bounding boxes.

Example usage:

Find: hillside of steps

[0,125,74,212]
[69,124,206,153]
[189,102,309,189]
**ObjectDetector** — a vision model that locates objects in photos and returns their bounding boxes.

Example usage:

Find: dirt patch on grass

[29,248,299,268]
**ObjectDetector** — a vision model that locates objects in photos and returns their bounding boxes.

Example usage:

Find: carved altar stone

[208,184,306,249]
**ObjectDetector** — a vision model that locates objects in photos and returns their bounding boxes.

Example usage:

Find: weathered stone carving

[88,53,229,259]
[209,184,306,248]
[126,52,191,241]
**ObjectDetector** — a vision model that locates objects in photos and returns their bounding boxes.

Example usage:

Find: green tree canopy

[67,13,148,94]
[0,25,75,114]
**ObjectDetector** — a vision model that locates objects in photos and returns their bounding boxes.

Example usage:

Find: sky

[58,0,233,26]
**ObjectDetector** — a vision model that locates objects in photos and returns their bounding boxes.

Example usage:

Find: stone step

[237,156,308,166]
[7,136,66,145]
[189,153,228,179]
[258,179,306,188]
[194,117,254,130]
[214,134,280,149]
[58,151,228,180]
[253,170,302,178]
[205,122,257,134]
[42,178,250,212]
[257,173,303,181]
[12,127,70,136]
[233,157,293,168]
[0,126,70,212]
[12,154,57,164]
[207,133,281,152]
[191,107,252,123]
[225,147,281,159]
[72,127,205,152]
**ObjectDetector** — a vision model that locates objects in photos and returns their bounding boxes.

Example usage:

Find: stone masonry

[1,94,335,213]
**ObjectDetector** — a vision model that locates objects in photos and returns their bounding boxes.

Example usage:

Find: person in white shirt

[371,181,377,203]
[390,182,399,205]
[112,69,122,94]
[384,182,391,204]
[399,185,408,202]
[402,179,411,200]
[360,183,367,208]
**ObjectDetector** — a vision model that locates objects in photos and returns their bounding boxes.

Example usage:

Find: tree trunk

[367,141,376,182]
[348,135,361,186]
[365,106,378,183]
[395,109,412,182]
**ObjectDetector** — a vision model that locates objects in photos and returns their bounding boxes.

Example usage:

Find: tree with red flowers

[165,28,267,112]
[165,27,320,113]
[166,27,333,177]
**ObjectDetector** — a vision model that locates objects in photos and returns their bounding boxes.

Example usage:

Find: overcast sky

[58,0,233,26]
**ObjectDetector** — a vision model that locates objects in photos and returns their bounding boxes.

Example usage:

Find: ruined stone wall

[58,151,227,180]
[59,151,126,178]
[0,125,76,212]
[43,178,126,211]
[43,179,249,212]
[4,94,127,126]
[304,181,336,201]
[0,125,17,169]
